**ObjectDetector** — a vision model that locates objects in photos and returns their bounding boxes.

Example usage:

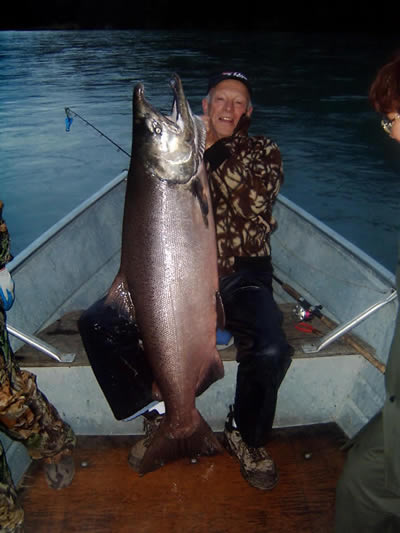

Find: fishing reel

[292,302,323,322]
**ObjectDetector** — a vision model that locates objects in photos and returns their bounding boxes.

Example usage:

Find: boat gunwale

[275,194,396,287]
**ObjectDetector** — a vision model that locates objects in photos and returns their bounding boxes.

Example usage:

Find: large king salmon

[108,74,224,473]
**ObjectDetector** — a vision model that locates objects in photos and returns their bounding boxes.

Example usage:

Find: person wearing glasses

[335,52,400,532]
[381,113,400,140]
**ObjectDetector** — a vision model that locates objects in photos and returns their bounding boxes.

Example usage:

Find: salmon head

[132,74,206,185]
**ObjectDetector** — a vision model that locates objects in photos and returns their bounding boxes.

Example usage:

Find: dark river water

[1,31,399,272]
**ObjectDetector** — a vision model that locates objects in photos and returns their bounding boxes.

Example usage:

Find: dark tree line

[0,1,387,31]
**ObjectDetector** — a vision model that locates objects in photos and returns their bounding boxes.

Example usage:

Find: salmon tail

[138,409,223,475]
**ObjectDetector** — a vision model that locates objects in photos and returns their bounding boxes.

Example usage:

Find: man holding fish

[79,71,292,489]
[200,71,293,490]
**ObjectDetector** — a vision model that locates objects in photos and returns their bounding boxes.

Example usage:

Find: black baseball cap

[207,71,252,97]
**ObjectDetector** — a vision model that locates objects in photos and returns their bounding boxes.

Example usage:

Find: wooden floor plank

[19,423,346,533]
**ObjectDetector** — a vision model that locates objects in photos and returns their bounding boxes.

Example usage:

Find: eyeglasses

[381,113,400,136]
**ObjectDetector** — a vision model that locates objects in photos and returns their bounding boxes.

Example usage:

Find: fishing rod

[273,274,389,374]
[64,107,131,158]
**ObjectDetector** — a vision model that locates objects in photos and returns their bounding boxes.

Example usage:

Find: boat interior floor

[19,422,346,533]
[15,303,371,369]
[15,304,353,531]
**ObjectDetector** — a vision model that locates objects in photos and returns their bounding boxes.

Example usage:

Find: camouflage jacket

[0,201,13,270]
[204,116,283,277]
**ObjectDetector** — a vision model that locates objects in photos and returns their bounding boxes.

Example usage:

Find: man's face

[202,80,253,142]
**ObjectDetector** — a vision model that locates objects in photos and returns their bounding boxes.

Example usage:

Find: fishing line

[64,107,131,158]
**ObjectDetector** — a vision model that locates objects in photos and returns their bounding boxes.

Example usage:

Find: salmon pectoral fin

[138,410,223,475]
[105,272,136,322]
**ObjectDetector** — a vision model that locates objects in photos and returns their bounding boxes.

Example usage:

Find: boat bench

[15,303,364,368]
[13,305,372,437]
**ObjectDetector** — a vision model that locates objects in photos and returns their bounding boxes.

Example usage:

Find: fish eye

[152,121,162,135]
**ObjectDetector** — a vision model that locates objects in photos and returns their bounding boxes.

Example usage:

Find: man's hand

[200,115,219,149]
[0,268,15,311]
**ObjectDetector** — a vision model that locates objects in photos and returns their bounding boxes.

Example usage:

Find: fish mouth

[168,74,206,166]
[133,74,188,136]
[169,74,189,132]
[133,74,206,183]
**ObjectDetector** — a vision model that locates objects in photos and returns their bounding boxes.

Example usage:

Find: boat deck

[19,422,346,533]
[15,303,356,531]
[15,303,369,369]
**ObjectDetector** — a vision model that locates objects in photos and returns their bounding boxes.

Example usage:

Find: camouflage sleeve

[207,131,284,276]
[247,136,284,206]
[219,134,283,221]
[0,201,13,269]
